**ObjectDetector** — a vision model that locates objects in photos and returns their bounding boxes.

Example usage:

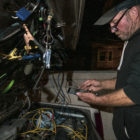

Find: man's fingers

[78,80,92,89]
[76,92,96,104]
[88,86,101,91]
[78,80,101,92]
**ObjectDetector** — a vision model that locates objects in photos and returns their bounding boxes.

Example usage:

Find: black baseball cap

[94,0,140,25]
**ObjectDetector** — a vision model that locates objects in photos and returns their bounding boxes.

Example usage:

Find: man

[76,0,140,139]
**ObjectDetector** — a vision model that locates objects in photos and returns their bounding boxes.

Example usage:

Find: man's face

[110,9,135,41]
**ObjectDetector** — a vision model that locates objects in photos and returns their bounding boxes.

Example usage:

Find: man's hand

[76,92,97,104]
[77,89,135,107]
[79,80,102,92]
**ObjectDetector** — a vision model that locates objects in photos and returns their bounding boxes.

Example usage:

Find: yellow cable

[21,108,88,140]
[56,125,85,140]
[21,108,56,136]
[22,108,54,118]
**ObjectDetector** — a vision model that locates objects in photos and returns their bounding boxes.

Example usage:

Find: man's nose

[110,23,117,33]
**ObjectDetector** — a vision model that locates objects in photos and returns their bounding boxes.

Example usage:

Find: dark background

[70,0,123,70]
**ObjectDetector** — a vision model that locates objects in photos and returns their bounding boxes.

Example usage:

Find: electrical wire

[20,107,88,140]
[51,72,64,102]
[58,73,66,103]
[64,79,72,104]
[0,73,8,87]
[33,66,45,91]
[1,80,15,94]
[21,108,57,135]
[24,91,31,110]
[54,72,66,103]
[49,72,63,102]
[0,73,7,79]
[47,72,72,124]
[56,124,87,140]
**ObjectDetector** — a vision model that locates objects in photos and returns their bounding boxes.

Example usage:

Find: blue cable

[22,54,40,60]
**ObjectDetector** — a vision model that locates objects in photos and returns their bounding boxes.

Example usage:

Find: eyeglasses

[111,9,128,32]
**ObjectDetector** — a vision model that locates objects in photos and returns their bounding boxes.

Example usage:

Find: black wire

[54,73,65,103]
[33,66,45,90]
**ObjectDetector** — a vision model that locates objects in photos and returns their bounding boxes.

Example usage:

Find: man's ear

[129,6,139,20]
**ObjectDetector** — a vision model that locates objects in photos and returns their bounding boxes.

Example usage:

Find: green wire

[0,73,7,79]
[2,80,15,94]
